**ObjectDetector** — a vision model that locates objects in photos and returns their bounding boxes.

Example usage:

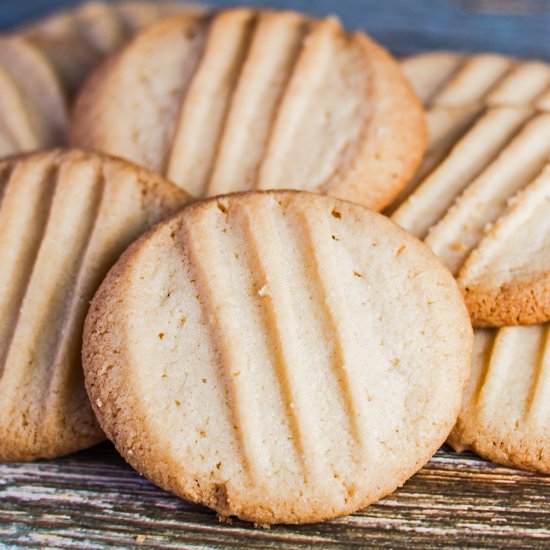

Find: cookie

[458,165,550,326]
[116,1,207,29]
[20,1,207,96]
[402,52,550,109]
[393,52,550,472]
[71,8,426,211]
[83,190,472,524]
[0,149,189,461]
[448,327,549,474]
[400,51,464,106]
[0,36,67,157]
[393,52,550,326]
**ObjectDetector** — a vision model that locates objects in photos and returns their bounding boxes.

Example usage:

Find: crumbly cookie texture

[83,190,472,524]
[0,149,189,461]
[71,8,426,211]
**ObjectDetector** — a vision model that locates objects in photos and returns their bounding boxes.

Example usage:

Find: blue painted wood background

[1,0,550,60]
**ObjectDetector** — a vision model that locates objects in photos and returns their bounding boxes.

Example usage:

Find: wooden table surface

[0,0,549,548]
[1,443,549,548]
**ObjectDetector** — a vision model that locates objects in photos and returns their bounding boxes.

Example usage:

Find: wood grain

[1,443,549,548]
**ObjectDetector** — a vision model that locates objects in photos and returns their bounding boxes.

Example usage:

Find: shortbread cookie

[458,165,550,326]
[402,52,550,110]
[394,52,550,326]
[21,1,207,96]
[0,36,67,157]
[401,51,464,106]
[448,327,549,473]
[71,8,426,211]
[83,191,472,524]
[0,149,189,461]
[394,52,550,473]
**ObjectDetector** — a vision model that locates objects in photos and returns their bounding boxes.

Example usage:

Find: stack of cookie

[397,52,550,473]
[0,1,546,526]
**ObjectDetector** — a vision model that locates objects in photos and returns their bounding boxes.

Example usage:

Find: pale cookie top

[83,191,472,525]
[20,1,207,96]
[402,52,550,110]
[449,327,550,474]
[71,8,426,211]
[393,51,550,327]
[0,36,67,157]
[0,149,189,462]
[396,51,550,474]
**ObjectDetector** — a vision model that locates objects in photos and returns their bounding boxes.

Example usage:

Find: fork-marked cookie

[83,190,472,524]
[0,149,189,461]
[71,8,426,211]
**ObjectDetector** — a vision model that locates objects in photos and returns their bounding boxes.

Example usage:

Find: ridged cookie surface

[83,191,472,524]
[0,149,189,461]
[20,1,207,97]
[448,327,550,474]
[395,51,550,473]
[71,8,426,211]
[402,52,550,110]
[0,36,67,157]
[395,52,550,326]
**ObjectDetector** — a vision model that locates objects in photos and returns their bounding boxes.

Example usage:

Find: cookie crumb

[218,514,232,524]
[258,284,270,297]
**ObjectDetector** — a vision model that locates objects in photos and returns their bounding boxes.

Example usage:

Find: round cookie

[0,149,189,461]
[394,52,550,327]
[448,327,549,474]
[71,8,426,211]
[83,191,472,524]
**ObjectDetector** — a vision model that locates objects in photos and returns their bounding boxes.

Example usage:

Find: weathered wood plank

[1,444,548,548]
